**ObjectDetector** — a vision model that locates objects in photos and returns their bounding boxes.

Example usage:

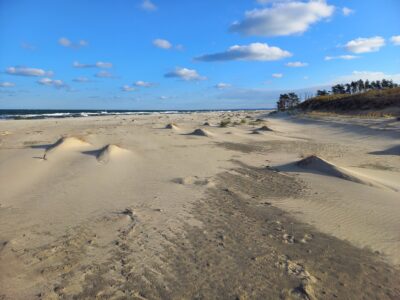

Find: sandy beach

[0,111,399,299]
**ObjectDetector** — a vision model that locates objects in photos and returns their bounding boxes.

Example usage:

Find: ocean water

[0,109,269,120]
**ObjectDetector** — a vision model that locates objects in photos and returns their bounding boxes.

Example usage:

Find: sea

[0,109,270,120]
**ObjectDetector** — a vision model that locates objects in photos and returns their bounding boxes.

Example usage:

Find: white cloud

[195,43,292,62]
[96,62,113,68]
[324,55,359,61]
[121,85,136,92]
[272,73,283,78]
[73,76,91,83]
[153,39,183,50]
[6,66,53,77]
[342,7,354,16]
[141,0,157,11]
[159,95,169,100]
[134,80,153,87]
[345,36,385,53]
[230,1,334,37]
[0,82,15,87]
[37,78,68,89]
[95,71,114,78]
[58,37,88,49]
[21,42,36,51]
[334,71,400,84]
[164,67,206,81]
[286,61,308,67]
[73,61,112,68]
[153,38,172,49]
[391,35,400,46]
[215,83,232,89]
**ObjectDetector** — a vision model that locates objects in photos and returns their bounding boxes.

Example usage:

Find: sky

[0,0,399,110]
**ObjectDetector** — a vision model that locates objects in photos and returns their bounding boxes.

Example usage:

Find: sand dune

[95,144,130,163]
[256,125,273,132]
[43,136,90,159]
[296,155,366,183]
[190,128,214,137]
[370,144,400,156]
[296,155,398,191]
[165,123,179,130]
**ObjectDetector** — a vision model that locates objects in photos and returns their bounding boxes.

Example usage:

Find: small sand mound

[44,136,90,159]
[96,144,130,163]
[190,128,213,137]
[256,125,273,132]
[296,155,365,184]
[165,123,179,130]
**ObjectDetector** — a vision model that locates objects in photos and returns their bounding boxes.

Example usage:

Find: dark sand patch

[8,165,400,299]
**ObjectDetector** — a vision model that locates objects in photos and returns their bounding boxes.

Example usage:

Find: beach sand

[0,111,399,299]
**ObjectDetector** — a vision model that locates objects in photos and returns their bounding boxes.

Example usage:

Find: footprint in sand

[276,255,317,300]
[173,176,215,187]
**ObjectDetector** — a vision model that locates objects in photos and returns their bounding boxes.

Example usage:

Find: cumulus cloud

[6,66,53,77]
[334,71,400,84]
[195,43,292,62]
[37,78,68,89]
[345,36,385,53]
[152,39,183,50]
[391,35,400,46]
[73,61,113,68]
[272,73,283,78]
[95,71,114,78]
[159,95,169,100]
[230,1,334,37]
[286,61,308,67]
[134,80,153,87]
[73,76,91,83]
[324,55,359,61]
[121,85,136,92]
[342,7,354,16]
[164,67,206,81]
[153,38,172,49]
[214,83,232,89]
[141,0,157,11]
[58,37,88,49]
[0,82,15,87]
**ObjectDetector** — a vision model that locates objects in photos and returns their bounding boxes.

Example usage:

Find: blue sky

[0,0,399,109]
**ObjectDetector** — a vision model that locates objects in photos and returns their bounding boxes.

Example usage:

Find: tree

[332,84,346,94]
[345,83,351,94]
[276,93,300,111]
[317,89,329,96]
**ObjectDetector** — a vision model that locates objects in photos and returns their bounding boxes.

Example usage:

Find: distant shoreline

[0,108,273,120]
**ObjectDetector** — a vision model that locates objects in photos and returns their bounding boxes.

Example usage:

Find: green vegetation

[299,87,400,114]
[276,79,400,115]
[317,79,398,96]
[219,119,231,127]
[276,93,300,111]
